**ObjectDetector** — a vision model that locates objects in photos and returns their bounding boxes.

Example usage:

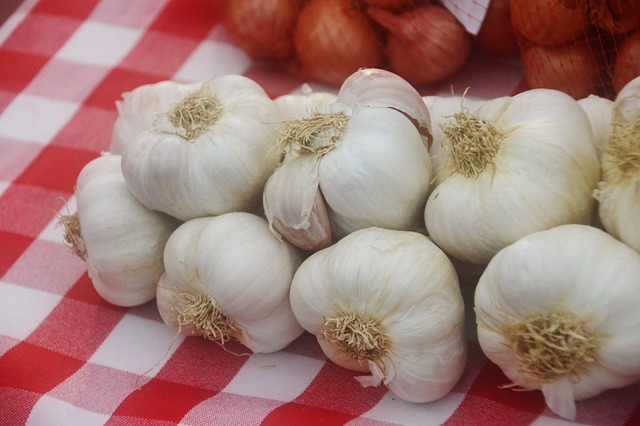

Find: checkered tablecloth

[1,1,639,425]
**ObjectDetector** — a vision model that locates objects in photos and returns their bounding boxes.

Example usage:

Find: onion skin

[521,41,607,99]
[475,0,519,56]
[510,0,590,46]
[293,0,384,86]
[222,0,304,61]
[368,5,472,86]
[361,0,416,10]
[612,31,640,93]
[588,0,640,34]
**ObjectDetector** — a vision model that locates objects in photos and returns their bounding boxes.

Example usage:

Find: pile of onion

[221,0,480,87]
[510,0,640,99]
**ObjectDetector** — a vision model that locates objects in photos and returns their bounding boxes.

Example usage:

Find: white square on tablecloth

[0,181,9,199]
[531,416,591,426]
[0,282,62,340]
[173,38,251,83]
[26,395,110,426]
[89,0,168,29]
[352,390,465,426]
[0,94,79,144]
[222,351,324,401]
[88,313,184,375]
[55,21,142,67]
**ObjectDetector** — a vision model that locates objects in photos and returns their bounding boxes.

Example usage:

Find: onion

[520,41,607,99]
[367,5,472,86]
[588,0,640,34]
[222,0,304,60]
[475,0,519,56]
[612,31,640,93]
[293,0,384,86]
[510,0,590,46]
[361,0,416,10]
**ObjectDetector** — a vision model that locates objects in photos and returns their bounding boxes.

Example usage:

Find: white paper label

[440,0,492,35]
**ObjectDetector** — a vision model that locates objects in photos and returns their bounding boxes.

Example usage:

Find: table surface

[1,1,639,425]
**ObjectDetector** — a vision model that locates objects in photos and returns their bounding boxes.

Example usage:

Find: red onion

[612,31,640,93]
[476,0,519,56]
[293,0,384,86]
[510,0,590,46]
[367,5,472,86]
[222,0,305,61]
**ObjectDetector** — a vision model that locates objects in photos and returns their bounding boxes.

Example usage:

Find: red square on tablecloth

[149,0,220,40]
[84,68,163,111]
[0,231,33,277]
[15,144,97,193]
[0,50,49,94]
[0,184,69,238]
[119,30,201,79]
[49,104,116,153]
[1,12,82,58]
[32,0,99,21]
[111,377,218,423]
[0,341,84,393]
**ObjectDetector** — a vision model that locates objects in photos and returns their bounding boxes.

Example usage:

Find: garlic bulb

[274,89,338,120]
[263,68,433,251]
[577,94,614,156]
[60,153,180,307]
[474,224,640,420]
[289,227,467,403]
[110,80,202,155]
[156,212,304,353]
[595,76,640,252]
[425,88,600,265]
[422,94,484,179]
[121,75,280,221]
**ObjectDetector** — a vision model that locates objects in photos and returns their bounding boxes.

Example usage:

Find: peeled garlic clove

[156,212,304,353]
[290,227,467,403]
[110,80,202,155]
[474,224,640,420]
[61,153,181,307]
[337,67,433,148]
[263,154,332,251]
[425,89,600,265]
[121,76,280,221]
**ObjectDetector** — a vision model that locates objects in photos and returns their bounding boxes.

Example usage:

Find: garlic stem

[321,312,390,364]
[440,111,505,178]
[168,85,224,141]
[503,310,599,384]
[278,111,349,157]
[175,290,238,344]
[59,212,86,260]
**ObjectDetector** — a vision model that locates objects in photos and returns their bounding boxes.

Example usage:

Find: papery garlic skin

[122,75,280,221]
[156,212,304,353]
[70,154,180,307]
[474,224,640,420]
[425,89,600,265]
[110,80,202,155]
[289,227,467,403]
[274,90,337,120]
[595,76,640,252]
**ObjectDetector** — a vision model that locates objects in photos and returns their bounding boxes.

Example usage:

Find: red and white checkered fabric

[1,1,638,425]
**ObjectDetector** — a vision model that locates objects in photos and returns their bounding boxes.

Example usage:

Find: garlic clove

[274,91,338,121]
[337,68,433,148]
[542,379,576,421]
[111,80,202,155]
[263,154,332,251]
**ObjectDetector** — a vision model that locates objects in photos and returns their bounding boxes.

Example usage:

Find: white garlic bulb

[289,227,467,403]
[474,224,640,420]
[425,88,601,265]
[156,212,304,353]
[422,94,484,179]
[121,75,280,221]
[110,80,202,155]
[595,76,640,252]
[264,68,433,251]
[577,94,614,156]
[60,153,180,307]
